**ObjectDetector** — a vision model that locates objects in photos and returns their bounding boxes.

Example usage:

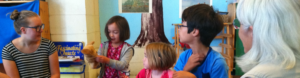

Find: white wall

[129,47,145,78]
[47,0,101,78]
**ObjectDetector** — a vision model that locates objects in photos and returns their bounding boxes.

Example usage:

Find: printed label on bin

[53,42,84,60]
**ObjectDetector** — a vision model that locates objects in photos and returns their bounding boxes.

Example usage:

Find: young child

[136,42,177,78]
[173,4,229,78]
[2,10,60,78]
[94,15,134,78]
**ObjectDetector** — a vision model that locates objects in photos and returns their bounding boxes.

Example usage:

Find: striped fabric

[2,38,56,78]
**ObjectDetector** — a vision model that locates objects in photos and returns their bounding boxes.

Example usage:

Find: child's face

[108,23,121,43]
[143,50,150,69]
[178,21,194,44]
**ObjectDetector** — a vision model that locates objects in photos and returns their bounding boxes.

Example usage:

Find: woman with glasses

[236,0,300,78]
[1,10,60,78]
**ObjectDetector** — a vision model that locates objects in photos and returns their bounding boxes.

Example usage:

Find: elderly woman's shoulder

[241,63,299,78]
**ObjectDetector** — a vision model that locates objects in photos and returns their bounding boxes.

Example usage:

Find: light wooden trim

[173,23,232,26]
[219,43,232,49]
[219,33,232,37]
[0,1,32,3]
[215,33,232,39]
[39,1,51,40]
[224,23,232,25]
[227,3,236,23]
[172,24,182,26]
[215,36,222,39]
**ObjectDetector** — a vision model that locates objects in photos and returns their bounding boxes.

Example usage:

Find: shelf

[215,33,233,39]
[224,23,233,26]
[219,43,232,48]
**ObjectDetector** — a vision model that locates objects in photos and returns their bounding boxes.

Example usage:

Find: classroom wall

[99,0,232,46]
[47,0,101,78]
[99,0,233,77]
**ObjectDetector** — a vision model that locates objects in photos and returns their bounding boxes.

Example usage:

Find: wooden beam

[224,23,232,25]
[0,1,31,3]
[215,36,223,39]
[215,33,232,39]
[219,43,232,48]
[172,24,182,26]
[219,33,232,37]
[39,1,51,40]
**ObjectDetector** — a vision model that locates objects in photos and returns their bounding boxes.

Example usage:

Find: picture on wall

[119,0,152,13]
[179,0,212,18]
[134,0,170,47]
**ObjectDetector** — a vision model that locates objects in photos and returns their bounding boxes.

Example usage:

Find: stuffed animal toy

[81,41,98,68]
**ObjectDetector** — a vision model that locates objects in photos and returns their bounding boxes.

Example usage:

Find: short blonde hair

[145,42,177,70]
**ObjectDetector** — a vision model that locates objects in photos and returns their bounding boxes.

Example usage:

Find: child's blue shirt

[174,48,229,78]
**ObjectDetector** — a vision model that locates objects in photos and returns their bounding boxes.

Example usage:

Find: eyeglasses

[24,24,45,32]
[177,25,188,28]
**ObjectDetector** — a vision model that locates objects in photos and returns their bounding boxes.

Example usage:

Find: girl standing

[94,16,134,78]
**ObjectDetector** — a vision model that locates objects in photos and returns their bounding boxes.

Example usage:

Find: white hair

[236,0,300,72]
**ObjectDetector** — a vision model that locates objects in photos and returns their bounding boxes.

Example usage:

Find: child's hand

[183,53,205,71]
[96,55,110,64]
[173,71,196,78]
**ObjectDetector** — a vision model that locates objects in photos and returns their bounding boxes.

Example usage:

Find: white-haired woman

[236,0,300,78]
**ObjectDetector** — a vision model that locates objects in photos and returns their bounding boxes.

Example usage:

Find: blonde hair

[236,0,300,72]
[145,42,177,70]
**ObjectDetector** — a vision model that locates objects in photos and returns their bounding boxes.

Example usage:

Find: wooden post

[39,1,51,40]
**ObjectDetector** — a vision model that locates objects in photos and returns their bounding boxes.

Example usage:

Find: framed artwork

[119,0,152,13]
[179,0,212,18]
